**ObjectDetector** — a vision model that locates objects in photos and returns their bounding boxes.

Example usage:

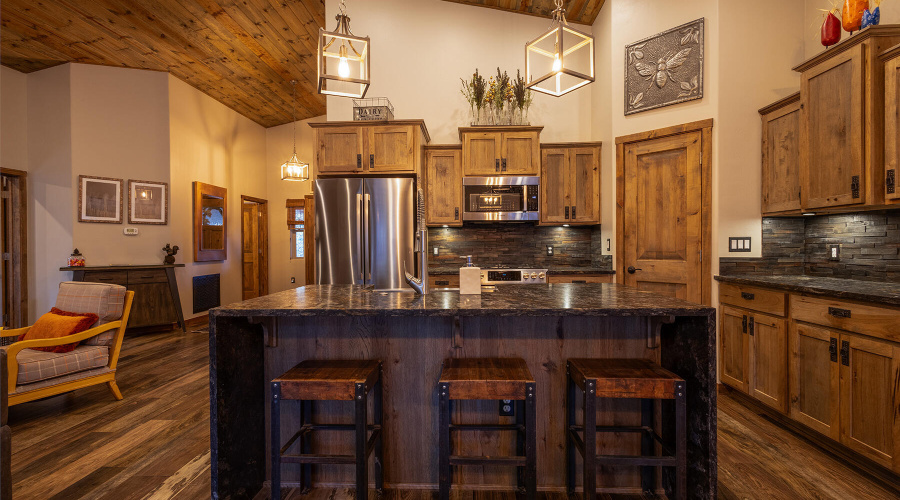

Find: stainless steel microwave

[462,176,539,221]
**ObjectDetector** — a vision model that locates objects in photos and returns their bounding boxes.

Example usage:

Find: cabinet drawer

[83,271,128,286]
[127,269,168,284]
[548,274,613,284]
[791,295,900,343]
[429,275,459,288]
[719,283,786,317]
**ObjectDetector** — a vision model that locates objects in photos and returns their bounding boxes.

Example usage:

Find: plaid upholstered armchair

[1,282,134,406]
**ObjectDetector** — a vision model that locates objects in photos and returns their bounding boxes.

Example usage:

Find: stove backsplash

[720,212,900,282]
[428,224,610,269]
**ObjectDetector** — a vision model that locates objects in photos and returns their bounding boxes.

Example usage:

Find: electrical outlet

[433,246,439,256]
[829,244,841,261]
[290,277,295,283]
[728,237,752,252]
[499,399,514,416]
[547,245,553,256]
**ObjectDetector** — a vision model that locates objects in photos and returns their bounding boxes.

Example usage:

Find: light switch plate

[829,244,841,261]
[728,237,751,252]
[433,247,439,256]
[547,245,553,256]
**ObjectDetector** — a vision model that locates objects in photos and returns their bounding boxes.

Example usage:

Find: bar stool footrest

[450,423,524,432]
[594,455,677,467]
[283,453,355,465]
[449,455,527,466]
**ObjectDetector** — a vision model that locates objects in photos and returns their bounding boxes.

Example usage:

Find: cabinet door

[800,44,865,209]
[570,147,601,224]
[501,131,539,175]
[127,283,177,328]
[368,125,416,172]
[540,148,570,224]
[425,148,462,226]
[789,322,840,440]
[317,126,364,174]
[761,100,801,214]
[839,332,900,469]
[720,306,749,393]
[885,55,900,202]
[463,132,502,176]
[749,313,788,413]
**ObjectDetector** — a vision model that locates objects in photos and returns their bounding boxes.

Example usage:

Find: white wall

[1,66,28,171]
[324,0,594,144]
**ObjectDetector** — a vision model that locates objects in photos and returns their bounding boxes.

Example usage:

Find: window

[287,199,305,259]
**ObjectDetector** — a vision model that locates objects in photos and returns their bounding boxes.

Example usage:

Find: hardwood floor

[6,327,898,499]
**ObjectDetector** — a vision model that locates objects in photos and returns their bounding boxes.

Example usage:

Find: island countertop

[211,283,714,318]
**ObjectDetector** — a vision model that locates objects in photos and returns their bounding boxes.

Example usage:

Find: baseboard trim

[185,314,209,329]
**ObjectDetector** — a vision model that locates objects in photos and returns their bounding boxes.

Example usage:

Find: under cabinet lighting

[802,212,817,216]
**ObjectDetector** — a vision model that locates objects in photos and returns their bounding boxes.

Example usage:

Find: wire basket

[353,97,394,121]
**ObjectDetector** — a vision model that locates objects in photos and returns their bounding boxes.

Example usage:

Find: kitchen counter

[714,275,900,307]
[210,284,716,498]
[428,266,616,276]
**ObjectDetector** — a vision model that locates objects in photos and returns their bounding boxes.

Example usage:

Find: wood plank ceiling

[442,0,605,26]
[0,0,327,128]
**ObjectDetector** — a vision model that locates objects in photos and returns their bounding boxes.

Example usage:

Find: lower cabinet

[428,275,459,288]
[547,274,613,284]
[720,304,788,411]
[789,322,841,439]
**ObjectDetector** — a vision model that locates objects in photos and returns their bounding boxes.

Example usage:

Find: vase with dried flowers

[460,69,488,125]
[489,68,513,125]
[512,70,534,125]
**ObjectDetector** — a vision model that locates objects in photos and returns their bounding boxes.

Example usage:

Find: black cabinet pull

[370,154,374,169]
[454,207,459,220]
[572,280,587,284]
[495,159,500,172]
[501,158,507,172]
[741,315,747,334]
[829,338,838,363]
[565,206,569,219]
[436,280,450,286]
[741,292,755,300]
[571,206,576,219]
[840,340,850,366]
[851,175,860,199]
[357,154,362,169]
[828,307,851,318]
[888,169,896,194]
[748,316,755,336]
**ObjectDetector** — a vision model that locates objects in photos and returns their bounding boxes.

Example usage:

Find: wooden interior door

[368,125,415,172]
[1,169,27,328]
[621,131,704,303]
[317,126,364,174]
[789,322,840,440]
[462,132,501,176]
[501,131,539,175]
[800,44,865,209]
[885,53,900,202]
[570,146,600,224]
[839,332,899,468]
[749,313,788,412]
[241,197,268,300]
[540,148,570,224]
[425,148,462,226]
[720,306,749,393]
[761,98,801,214]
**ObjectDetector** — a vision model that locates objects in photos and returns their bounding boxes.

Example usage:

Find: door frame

[240,195,269,299]
[615,119,713,305]
[1,168,28,327]
[304,194,315,285]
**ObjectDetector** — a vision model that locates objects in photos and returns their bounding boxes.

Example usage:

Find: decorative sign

[624,18,704,115]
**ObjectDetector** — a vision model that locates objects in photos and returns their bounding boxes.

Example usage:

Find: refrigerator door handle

[365,193,372,282]
[357,193,364,282]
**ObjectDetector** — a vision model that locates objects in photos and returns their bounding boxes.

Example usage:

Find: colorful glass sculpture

[842,0,869,32]
[861,6,881,28]
[822,11,842,46]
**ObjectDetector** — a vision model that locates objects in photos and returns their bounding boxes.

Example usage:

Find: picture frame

[128,179,169,225]
[78,175,123,223]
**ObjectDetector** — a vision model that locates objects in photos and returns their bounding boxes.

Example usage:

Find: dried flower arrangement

[461,67,533,125]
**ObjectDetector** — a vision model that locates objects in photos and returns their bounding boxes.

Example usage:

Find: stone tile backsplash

[719,212,900,283]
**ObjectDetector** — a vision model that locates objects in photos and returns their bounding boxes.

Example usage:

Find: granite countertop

[715,275,900,307]
[429,266,615,276]
[212,284,712,318]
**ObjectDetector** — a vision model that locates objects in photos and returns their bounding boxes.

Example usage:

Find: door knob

[627,266,642,274]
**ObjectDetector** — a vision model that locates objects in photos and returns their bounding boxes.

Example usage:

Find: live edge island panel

[210,284,716,499]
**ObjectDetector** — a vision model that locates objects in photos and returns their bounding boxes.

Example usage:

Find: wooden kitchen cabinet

[428,275,460,288]
[540,143,601,225]
[720,305,750,393]
[883,44,900,203]
[311,121,430,177]
[793,27,900,211]
[759,93,801,215]
[459,126,542,176]
[789,322,841,440]
[425,146,463,226]
[748,312,789,412]
[547,273,613,284]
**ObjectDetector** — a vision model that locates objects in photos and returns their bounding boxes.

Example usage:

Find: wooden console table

[60,264,186,332]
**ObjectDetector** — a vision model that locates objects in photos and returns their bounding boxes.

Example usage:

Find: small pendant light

[525,0,595,97]
[281,80,309,182]
[317,0,370,98]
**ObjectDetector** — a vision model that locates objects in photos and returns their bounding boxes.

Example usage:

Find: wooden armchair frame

[1,291,134,406]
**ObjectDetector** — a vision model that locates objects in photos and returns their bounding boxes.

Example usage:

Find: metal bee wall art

[625,18,705,115]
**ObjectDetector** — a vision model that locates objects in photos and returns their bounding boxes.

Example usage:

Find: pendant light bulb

[552,54,562,73]
[338,44,350,78]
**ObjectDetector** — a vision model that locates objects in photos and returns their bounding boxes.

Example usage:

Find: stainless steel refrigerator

[314,177,415,291]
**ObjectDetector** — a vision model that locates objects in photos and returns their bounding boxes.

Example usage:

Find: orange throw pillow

[18,307,99,353]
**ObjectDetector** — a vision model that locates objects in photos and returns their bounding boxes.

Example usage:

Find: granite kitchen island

[210,284,717,499]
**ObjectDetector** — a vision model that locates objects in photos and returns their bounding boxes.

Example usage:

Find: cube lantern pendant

[317,8,370,99]
[281,153,309,182]
[525,2,594,97]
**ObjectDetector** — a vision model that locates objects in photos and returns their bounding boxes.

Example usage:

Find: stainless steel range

[480,267,548,285]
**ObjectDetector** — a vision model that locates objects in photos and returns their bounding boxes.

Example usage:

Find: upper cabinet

[883,44,900,203]
[425,146,463,227]
[792,27,900,212]
[311,121,430,177]
[459,126,541,176]
[540,143,601,225]
[759,93,801,215]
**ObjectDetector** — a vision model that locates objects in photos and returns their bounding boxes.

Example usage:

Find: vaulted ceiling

[0,0,327,128]
[441,0,605,26]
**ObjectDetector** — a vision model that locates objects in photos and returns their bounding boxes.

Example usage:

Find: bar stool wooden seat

[438,358,536,500]
[566,358,686,500]
[271,359,383,500]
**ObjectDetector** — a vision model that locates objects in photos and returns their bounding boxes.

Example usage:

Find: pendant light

[281,80,309,182]
[525,0,595,97]
[317,0,370,98]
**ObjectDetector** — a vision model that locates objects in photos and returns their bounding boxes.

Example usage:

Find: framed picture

[128,179,169,225]
[78,175,123,223]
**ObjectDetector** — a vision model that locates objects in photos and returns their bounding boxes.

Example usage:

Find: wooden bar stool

[271,360,383,500]
[566,358,686,500]
[438,358,536,500]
